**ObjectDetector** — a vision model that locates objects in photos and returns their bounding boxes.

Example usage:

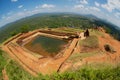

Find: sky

[0,0,120,28]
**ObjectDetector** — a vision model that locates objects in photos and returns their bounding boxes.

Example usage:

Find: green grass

[90,29,105,38]
[6,60,38,80]
[53,27,83,33]
[5,60,120,80]
[67,50,104,63]
[0,50,8,80]
[1,50,120,80]
[81,62,117,70]
[79,35,99,49]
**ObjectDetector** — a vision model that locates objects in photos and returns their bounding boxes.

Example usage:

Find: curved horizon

[0,0,120,28]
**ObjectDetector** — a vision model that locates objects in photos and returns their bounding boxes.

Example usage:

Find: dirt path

[2,69,9,80]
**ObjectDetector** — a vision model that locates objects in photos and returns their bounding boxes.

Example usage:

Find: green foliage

[6,60,35,80]
[1,57,120,80]
[90,29,104,37]
[1,13,119,43]
[0,49,7,79]
[0,14,92,43]
[53,27,83,33]
[20,25,30,33]
[79,35,99,48]
[10,31,18,36]
[50,66,120,80]
[103,26,111,33]
[67,51,102,63]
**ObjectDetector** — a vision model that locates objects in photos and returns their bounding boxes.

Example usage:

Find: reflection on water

[24,36,68,57]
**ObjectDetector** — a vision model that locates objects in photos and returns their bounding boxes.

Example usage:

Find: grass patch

[67,50,103,63]
[53,27,83,33]
[51,65,120,80]
[6,60,37,80]
[1,54,120,80]
[0,49,8,79]
[5,60,51,80]
[81,62,116,70]
[90,29,104,37]
[79,35,99,49]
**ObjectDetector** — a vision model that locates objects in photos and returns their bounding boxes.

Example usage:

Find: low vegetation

[0,13,120,43]
[0,50,7,80]
[52,27,83,33]
[67,50,103,63]
[6,60,37,80]
[3,59,120,80]
[79,35,99,49]
[0,47,120,80]
[90,29,104,37]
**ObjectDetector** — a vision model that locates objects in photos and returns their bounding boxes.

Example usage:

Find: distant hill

[0,13,120,43]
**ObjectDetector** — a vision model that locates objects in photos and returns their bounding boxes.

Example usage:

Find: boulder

[104,44,116,53]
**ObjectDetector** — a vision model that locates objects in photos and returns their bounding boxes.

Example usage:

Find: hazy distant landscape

[0,13,120,43]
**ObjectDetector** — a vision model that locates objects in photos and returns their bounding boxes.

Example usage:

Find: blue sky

[0,0,120,27]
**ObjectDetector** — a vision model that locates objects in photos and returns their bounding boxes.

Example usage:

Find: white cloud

[73,6,120,27]
[73,5,100,12]
[35,6,39,9]
[90,7,101,12]
[1,15,6,19]
[95,2,100,7]
[7,11,13,15]
[24,9,27,11]
[41,4,55,9]
[0,5,58,27]
[35,4,55,9]
[101,0,120,12]
[6,17,11,20]
[115,12,120,18]
[101,4,112,12]
[35,5,41,9]
[0,1,120,28]
[74,4,84,9]
[11,0,18,2]
[18,5,23,8]
[80,0,88,4]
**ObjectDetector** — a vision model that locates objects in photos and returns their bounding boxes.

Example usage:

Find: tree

[10,31,17,36]
[20,25,30,33]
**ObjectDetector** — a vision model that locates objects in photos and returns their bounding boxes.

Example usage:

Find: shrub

[0,49,7,79]
[3,59,120,80]
[79,35,99,48]
[20,25,30,33]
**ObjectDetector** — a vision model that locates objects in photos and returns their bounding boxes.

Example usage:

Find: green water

[24,36,68,56]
